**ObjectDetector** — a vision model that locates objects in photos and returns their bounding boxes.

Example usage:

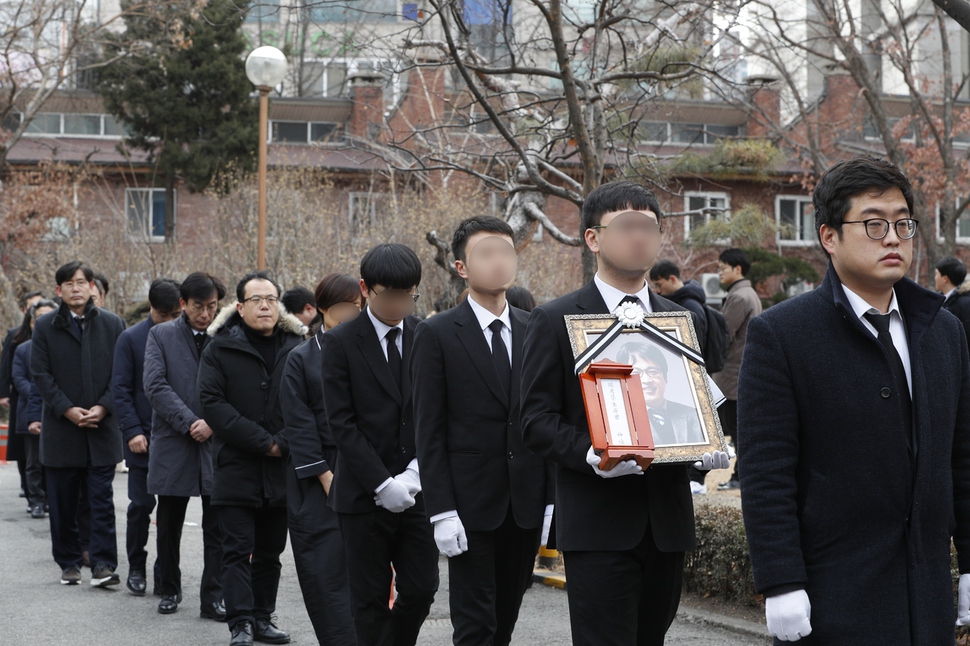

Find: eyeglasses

[372,287,420,303]
[242,295,279,306]
[592,212,663,235]
[60,279,90,289]
[188,301,219,313]
[842,218,919,240]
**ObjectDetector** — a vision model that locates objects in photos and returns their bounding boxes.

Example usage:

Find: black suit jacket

[412,299,554,532]
[321,308,422,514]
[520,280,695,552]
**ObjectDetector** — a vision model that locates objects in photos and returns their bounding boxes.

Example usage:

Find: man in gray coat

[144,272,228,620]
[713,248,762,491]
[31,261,125,587]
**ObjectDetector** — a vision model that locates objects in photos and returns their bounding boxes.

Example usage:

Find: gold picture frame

[565,312,727,464]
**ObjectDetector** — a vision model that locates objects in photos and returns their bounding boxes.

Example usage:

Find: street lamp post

[245,46,287,271]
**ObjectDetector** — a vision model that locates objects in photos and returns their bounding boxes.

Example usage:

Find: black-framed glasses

[842,218,919,240]
[372,287,420,303]
[591,211,663,235]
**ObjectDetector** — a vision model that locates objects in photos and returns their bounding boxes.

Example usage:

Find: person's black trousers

[45,465,117,570]
[286,466,356,644]
[217,501,287,630]
[338,505,440,646]
[156,494,223,604]
[562,530,685,646]
[126,464,156,573]
[448,505,541,646]
[23,433,45,507]
[719,399,739,483]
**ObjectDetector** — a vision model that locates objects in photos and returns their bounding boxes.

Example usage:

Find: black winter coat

[197,304,305,507]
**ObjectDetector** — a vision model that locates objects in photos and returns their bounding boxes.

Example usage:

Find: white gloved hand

[373,479,416,513]
[433,516,468,557]
[394,467,422,495]
[765,589,813,641]
[957,573,970,626]
[540,507,553,546]
[585,445,643,478]
[694,451,731,471]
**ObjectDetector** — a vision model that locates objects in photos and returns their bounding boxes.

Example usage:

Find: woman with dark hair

[11,299,57,517]
[279,273,361,643]
[506,285,537,312]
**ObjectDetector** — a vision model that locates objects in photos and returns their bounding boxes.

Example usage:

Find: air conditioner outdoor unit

[701,273,727,305]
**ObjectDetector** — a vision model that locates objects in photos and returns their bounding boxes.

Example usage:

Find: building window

[246,0,280,22]
[310,0,398,22]
[349,191,391,233]
[776,195,816,245]
[22,112,126,138]
[936,199,970,243]
[126,188,173,242]
[640,122,740,145]
[269,121,340,143]
[42,216,75,242]
[684,192,730,239]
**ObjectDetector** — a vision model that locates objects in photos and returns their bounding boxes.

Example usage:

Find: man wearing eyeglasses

[520,181,731,646]
[198,270,307,646]
[321,243,439,646]
[739,155,970,644]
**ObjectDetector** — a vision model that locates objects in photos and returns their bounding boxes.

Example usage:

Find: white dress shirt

[367,306,404,360]
[466,294,513,363]
[841,284,912,395]
[594,273,654,313]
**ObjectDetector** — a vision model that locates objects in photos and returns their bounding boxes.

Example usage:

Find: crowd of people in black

[4,163,970,646]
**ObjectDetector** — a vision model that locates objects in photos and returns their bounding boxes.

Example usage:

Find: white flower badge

[615,302,645,328]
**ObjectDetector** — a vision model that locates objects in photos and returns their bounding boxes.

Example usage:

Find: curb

[531,569,770,642]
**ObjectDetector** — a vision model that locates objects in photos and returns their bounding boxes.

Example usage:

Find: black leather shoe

[157,595,179,614]
[254,618,290,644]
[30,504,45,519]
[127,570,147,595]
[200,601,227,622]
[230,621,254,646]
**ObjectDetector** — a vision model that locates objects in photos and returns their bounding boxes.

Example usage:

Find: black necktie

[620,294,641,307]
[863,312,914,453]
[72,316,84,340]
[194,333,205,355]
[489,319,511,399]
[385,327,403,395]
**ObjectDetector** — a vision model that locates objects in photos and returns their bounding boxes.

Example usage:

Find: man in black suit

[321,243,439,646]
[520,181,730,646]
[412,216,555,646]
[739,156,970,643]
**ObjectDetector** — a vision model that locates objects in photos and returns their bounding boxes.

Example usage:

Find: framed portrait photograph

[565,311,728,464]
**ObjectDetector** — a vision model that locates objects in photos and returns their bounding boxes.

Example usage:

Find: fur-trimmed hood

[206,301,308,338]
[958,280,970,296]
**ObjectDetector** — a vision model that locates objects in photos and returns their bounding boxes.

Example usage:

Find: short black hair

[21,290,45,308]
[180,272,227,303]
[937,256,967,286]
[236,270,281,302]
[616,341,668,381]
[719,248,750,277]
[93,272,109,296]
[451,215,515,262]
[148,278,182,312]
[581,180,663,232]
[14,299,57,344]
[55,261,93,286]
[813,155,914,245]
[281,286,315,314]
[506,285,536,312]
[649,259,680,281]
[315,273,361,311]
[360,243,422,291]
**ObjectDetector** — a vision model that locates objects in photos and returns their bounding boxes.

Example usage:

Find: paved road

[0,463,766,645]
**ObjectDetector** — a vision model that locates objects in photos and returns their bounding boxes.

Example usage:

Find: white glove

[540,506,553,546]
[586,445,643,478]
[765,589,812,641]
[433,516,468,557]
[957,573,970,626]
[694,451,731,471]
[373,479,415,513]
[394,466,422,495]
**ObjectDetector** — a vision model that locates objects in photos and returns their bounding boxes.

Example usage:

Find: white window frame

[683,191,730,241]
[349,191,391,232]
[306,57,402,106]
[22,112,124,138]
[775,195,817,247]
[41,215,77,242]
[935,198,970,244]
[125,188,175,243]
